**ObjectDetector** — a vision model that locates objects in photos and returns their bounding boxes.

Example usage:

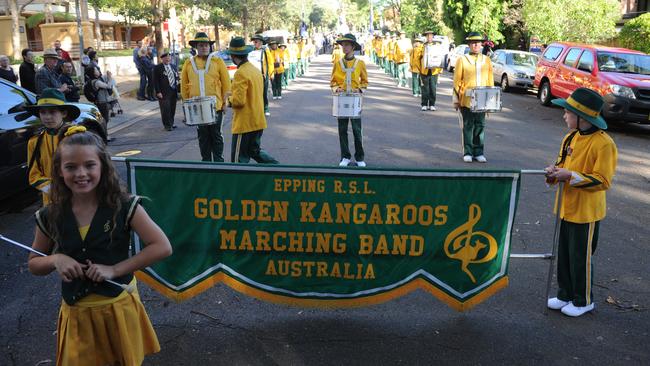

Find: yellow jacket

[388,40,396,61]
[181,55,231,110]
[27,129,60,204]
[270,49,285,74]
[252,48,275,78]
[332,46,344,64]
[330,57,368,92]
[288,43,298,63]
[452,53,494,108]
[297,41,304,59]
[409,44,423,73]
[394,38,411,63]
[553,129,618,223]
[229,61,267,134]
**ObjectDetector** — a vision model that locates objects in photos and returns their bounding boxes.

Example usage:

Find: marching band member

[279,43,290,90]
[226,37,279,164]
[452,32,494,163]
[409,37,423,97]
[250,34,274,117]
[181,32,231,162]
[394,31,412,88]
[545,88,618,317]
[330,34,368,168]
[419,31,444,111]
[268,40,284,100]
[331,42,344,64]
[287,36,298,83]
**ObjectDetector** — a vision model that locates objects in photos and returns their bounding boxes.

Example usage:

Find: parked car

[446,44,469,72]
[534,42,650,124]
[0,79,106,202]
[491,50,539,92]
[215,50,238,80]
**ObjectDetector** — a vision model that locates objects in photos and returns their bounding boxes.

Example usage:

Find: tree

[89,0,111,51]
[400,0,451,37]
[6,0,36,60]
[522,0,620,44]
[619,13,650,54]
[111,0,149,47]
[444,0,507,44]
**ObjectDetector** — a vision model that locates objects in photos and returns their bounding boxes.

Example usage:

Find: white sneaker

[561,302,595,317]
[278,96,283,100]
[339,158,351,167]
[429,106,437,111]
[356,161,366,167]
[272,96,277,100]
[474,155,487,163]
[463,155,473,163]
[265,112,270,116]
[421,106,428,111]
[547,297,570,310]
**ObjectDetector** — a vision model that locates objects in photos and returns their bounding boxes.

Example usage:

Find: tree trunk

[94,6,102,50]
[126,24,132,48]
[214,22,221,50]
[81,0,90,21]
[151,0,164,58]
[44,2,54,23]
[242,8,248,40]
[8,0,22,60]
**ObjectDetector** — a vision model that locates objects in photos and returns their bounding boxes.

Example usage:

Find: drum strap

[464,54,485,90]
[339,58,359,94]
[190,53,216,97]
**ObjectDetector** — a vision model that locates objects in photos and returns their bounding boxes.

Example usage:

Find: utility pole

[75,0,85,75]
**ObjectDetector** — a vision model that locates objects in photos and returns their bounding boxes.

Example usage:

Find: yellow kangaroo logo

[444,204,498,283]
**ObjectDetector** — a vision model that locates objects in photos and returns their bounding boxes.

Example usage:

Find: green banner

[127,159,520,311]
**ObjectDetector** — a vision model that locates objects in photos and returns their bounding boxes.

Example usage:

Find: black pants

[262,77,269,112]
[231,130,278,164]
[158,91,177,129]
[145,70,155,99]
[272,73,283,97]
[197,112,224,162]
[337,117,364,161]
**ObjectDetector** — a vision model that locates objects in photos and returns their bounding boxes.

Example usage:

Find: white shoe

[474,155,487,163]
[272,96,277,100]
[356,161,366,167]
[339,158,351,167]
[421,106,428,111]
[463,155,473,163]
[561,302,595,317]
[265,112,270,116]
[429,106,437,111]
[278,96,283,100]
[547,297,570,310]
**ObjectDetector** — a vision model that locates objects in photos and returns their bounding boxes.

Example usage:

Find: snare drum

[182,96,218,126]
[332,93,363,118]
[469,87,502,113]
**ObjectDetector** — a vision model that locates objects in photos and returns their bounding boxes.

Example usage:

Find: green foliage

[619,13,650,54]
[25,12,75,29]
[442,0,507,44]
[523,0,620,44]
[111,0,150,26]
[401,0,451,38]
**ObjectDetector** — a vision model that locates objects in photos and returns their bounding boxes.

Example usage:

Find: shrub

[619,13,650,54]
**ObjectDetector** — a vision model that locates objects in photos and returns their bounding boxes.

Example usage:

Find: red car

[534,42,650,124]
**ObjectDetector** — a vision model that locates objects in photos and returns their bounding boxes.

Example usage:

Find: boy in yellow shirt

[545,88,617,317]
[330,34,368,167]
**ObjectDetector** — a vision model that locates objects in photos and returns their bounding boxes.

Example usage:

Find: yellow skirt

[56,279,160,366]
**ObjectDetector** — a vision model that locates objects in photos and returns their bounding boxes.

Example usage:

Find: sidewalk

[80,74,162,135]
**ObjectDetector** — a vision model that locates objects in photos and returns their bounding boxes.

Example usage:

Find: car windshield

[597,52,650,75]
[0,83,31,115]
[509,53,538,67]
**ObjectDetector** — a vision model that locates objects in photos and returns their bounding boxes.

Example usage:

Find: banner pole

[543,181,565,314]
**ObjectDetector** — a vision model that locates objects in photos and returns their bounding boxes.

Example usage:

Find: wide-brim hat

[268,40,279,45]
[25,88,80,121]
[551,88,608,129]
[423,31,435,35]
[465,32,487,42]
[336,33,361,51]
[251,34,266,43]
[279,44,287,48]
[42,48,61,59]
[226,37,254,56]
[189,32,215,47]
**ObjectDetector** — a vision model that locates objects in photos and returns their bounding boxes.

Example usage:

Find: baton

[0,234,134,293]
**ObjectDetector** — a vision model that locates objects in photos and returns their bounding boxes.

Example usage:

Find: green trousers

[231,130,278,164]
[397,63,408,87]
[337,117,364,161]
[297,59,304,76]
[263,77,269,113]
[197,112,224,162]
[459,107,486,156]
[411,73,420,95]
[421,73,438,107]
[557,220,600,307]
[289,63,297,80]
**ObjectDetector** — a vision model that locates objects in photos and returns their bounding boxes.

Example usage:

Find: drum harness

[339,58,359,94]
[464,53,485,97]
[189,53,217,97]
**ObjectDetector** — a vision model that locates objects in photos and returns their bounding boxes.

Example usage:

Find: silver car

[491,50,539,92]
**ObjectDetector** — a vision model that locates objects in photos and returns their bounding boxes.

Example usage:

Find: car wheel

[539,80,553,106]
[501,75,510,92]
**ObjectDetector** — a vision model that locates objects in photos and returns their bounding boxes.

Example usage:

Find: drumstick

[0,234,134,293]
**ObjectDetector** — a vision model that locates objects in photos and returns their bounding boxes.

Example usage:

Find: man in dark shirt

[0,55,18,83]
[35,48,69,95]
[19,48,37,93]
[59,62,80,102]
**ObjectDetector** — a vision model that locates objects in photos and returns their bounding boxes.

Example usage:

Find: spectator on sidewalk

[53,40,72,63]
[19,48,37,93]
[134,40,148,100]
[138,47,156,101]
[153,50,179,131]
[85,65,114,141]
[36,49,69,96]
[59,62,80,102]
[0,55,18,83]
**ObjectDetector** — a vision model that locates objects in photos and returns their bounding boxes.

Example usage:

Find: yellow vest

[330,57,368,91]
[452,53,494,108]
[180,55,231,110]
[229,61,267,134]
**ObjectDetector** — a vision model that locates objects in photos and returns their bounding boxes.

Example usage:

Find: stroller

[105,71,123,117]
